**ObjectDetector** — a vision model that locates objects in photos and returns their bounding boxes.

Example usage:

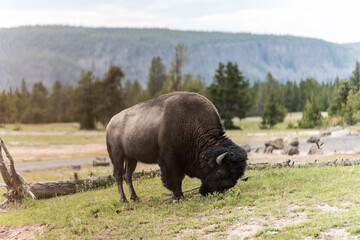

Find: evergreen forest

[0,43,359,130]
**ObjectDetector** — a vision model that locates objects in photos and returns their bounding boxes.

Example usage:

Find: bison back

[106,92,223,165]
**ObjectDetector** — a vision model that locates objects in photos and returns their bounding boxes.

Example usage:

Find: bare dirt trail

[8,143,106,163]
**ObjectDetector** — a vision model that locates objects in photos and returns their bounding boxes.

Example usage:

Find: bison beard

[106,92,247,203]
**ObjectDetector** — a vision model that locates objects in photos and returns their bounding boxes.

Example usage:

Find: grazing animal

[106,92,247,202]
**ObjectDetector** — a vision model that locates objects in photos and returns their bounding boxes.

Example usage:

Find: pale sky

[1,0,360,43]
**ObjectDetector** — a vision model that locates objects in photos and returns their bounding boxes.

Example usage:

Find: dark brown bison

[106,92,247,202]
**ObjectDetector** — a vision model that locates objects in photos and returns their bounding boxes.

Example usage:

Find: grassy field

[2,165,360,239]
[0,123,105,145]
[2,118,360,239]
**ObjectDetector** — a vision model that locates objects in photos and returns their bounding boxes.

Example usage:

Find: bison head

[200,142,247,196]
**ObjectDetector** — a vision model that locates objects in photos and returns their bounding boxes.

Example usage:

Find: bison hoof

[120,198,129,203]
[131,197,141,202]
[172,199,182,204]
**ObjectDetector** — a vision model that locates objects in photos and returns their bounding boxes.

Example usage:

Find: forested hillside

[0,26,359,89]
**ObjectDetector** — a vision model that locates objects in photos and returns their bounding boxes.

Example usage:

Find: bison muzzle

[106,92,247,202]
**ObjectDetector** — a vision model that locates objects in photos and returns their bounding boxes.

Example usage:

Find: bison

[106,92,247,202]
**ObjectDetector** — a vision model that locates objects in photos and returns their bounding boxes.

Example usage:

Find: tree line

[0,42,359,130]
[0,43,205,129]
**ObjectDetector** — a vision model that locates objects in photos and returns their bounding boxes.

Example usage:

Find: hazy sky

[1,0,359,43]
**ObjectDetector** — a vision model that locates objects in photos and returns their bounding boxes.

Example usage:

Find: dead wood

[92,160,110,167]
[0,138,35,205]
[132,169,160,179]
[27,175,115,199]
[0,139,112,207]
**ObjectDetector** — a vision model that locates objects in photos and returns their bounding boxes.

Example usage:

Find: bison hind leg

[124,158,140,202]
[109,147,128,203]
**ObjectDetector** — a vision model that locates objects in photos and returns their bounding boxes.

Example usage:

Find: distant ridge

[0,25,359,89]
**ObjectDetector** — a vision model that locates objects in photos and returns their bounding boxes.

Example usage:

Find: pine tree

[147,56,166,97]
[350,61,360,92]
[283,81,294,112]
[245,81,260,116]
[22,82,49,123]
[48,80,74,123]
[124,79,143,107]
[207,61,251,129]
[61,84,75,122]
[74,71,97,129]
[255,73,282,115]
[0,90,10,125]
[6,87,16,123]
[328,80,350,116]
[343,90,360,125]
[94,64,125,126]
[182,73,206,94]
[260,90,286,129]
[14,78,30,122]
[169,43,190,91]
[49,80,64,122]
[298,97,322,128]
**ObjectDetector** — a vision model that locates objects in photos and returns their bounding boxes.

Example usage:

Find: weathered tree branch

[0,138,35,202]
[0,144,12,188]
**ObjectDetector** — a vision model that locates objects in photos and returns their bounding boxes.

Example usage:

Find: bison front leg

[158,154,185,203]
[124,158,140,202]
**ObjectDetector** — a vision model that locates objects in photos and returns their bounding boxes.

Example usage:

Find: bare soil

[0,223,45,240]
[225,211,309,240]
[8,143,106,162]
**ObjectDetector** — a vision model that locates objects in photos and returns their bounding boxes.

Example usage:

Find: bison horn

[216,152,227,165]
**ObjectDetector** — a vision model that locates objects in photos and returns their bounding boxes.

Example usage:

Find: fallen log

[28,175,115,199]
[132,169,160,179]
[31,169,161,199]
[93,161,110,167]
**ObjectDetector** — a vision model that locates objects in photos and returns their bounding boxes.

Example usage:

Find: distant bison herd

[106,92,248,203]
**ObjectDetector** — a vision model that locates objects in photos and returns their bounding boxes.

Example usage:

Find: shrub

[298,98,322,128]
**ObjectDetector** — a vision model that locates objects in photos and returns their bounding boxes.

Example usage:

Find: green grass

[0,122,105,145]
[3,165,360,239]
[1,134,105,145]
[0,119,358,239]
[1,123,82,132]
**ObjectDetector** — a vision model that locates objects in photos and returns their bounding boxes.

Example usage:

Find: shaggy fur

[106,92,247,202]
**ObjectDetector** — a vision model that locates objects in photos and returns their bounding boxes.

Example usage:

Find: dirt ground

[7,143,106,162]
[0,223,46,240]
[223,203,352,240]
